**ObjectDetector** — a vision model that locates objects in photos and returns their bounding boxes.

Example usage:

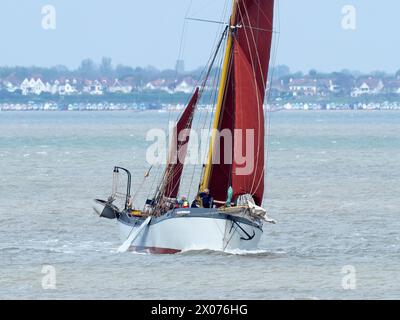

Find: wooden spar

[199,0,238,192]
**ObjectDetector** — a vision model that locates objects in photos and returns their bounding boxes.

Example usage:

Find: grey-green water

[0,110,399,299]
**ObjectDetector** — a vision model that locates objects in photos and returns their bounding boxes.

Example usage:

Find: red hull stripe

[129,246,181,255]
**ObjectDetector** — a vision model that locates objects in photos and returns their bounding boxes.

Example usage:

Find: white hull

[117,208,264,254]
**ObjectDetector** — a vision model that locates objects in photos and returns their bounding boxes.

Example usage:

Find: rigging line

[237,2,264,195]
[187,0,230,198]
[185,27,228,197]
[170,0,194,129]
[189,60,223,198]
[156,0,194,207]
[198,0,230,140]
[168,27,227,200]
[231,219,256,241]
[166,67,219,200]
[147,163,162,202]
[224,219,239,250]
[251,0,280,199]
[244,3,266,196]
[192,41,220,134]
[240,8,264,124]
[157,148,183,200]
[253,0,274,28]
[200,27,229,93]
[131,166,153,202]
[186,0,228,95]
[159,94,199,200]
[189,74,222,199]
[189,25,224,145]
[200,29,236,190]
[205,66,222,132]
[186,17,279,34]
[186,17,227,25]
[242,0,274,99]
[158,110,197,198]
[264,1,280,185]
[193,0,229,115]
[263,1,280,202]
[239,1,275,197]
[189,53,224,200]
[178,0,194,62]
[167,159,194,200]
[154,10,193,206]
[242,25,279,34]
[203,54,224,148]
[193,23,226,89]
[187,4,228,135]
[166,163,185,189]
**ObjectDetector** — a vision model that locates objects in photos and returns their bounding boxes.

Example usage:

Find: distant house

[29,78,37,89]
[20,78,47,95]
[35,79,47,95]
[109,79,132,94]
[52,80,60,95]
[317,79,340,96]
[81,80,104,95]
[90,80,103,95]
[288,78,318,96]
[144,79,173,93]
[20,79,30,95]
[59,80,77,95]
[144,81,157,91]
[101,79,110,92]
[351,78,384,97]
[174,78,196,94]
[45,82,52,93]
[82,80,92,94]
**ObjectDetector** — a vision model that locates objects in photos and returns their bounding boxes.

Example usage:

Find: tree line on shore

[1,57,399,86]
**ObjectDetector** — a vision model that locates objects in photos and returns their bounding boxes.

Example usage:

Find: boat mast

[199,0,238,192]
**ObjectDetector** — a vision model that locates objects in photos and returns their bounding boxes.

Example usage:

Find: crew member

[199,189,213,208]
[178,195,189,208]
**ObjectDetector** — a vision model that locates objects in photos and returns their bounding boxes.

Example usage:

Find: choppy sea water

[0,110,399,300]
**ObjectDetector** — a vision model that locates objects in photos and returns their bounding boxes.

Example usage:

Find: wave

[0,239,117,255]
[179,247,286,257]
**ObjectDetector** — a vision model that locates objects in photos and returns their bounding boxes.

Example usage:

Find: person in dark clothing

[191,199,200,208]
[199,188,213,208]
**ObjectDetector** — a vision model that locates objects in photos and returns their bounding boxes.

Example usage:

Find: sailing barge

[95,0,276,254]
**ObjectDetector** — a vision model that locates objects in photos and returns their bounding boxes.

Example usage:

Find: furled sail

[162,88,199,199]
[202,0,274,206]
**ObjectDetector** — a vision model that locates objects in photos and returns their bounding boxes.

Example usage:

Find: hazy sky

[0,0,398,73]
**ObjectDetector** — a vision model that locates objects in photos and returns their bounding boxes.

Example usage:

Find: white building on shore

[351,78,384,97]
[20,78,48,95]
[174,79,195,94]
[109,79,132,94]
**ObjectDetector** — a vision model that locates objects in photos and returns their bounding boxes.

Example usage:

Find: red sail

[163,88,199,199]
[208,0,274,206]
